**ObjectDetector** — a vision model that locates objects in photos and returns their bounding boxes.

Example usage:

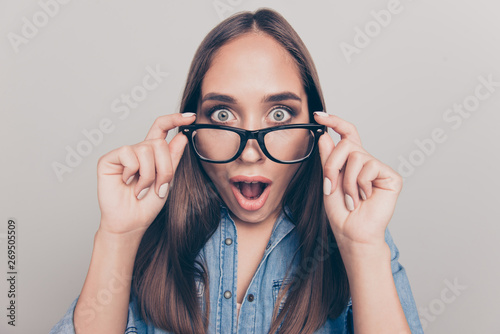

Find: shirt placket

[216,207,295,334]
[216,213,237,333]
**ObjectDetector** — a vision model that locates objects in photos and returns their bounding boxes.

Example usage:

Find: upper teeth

[243,181,259,184]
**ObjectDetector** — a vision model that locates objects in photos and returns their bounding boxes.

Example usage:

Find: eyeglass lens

[192,128,314,162]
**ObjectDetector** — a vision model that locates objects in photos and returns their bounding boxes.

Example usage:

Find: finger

[152,131,189,198]
[133,145,156,200]
[100,145,140,185]
[358,184,368,201]
[331,168,347,205]
[342,151,371,211]
[317,133,339,196]
[326,168,350,230]
[317,130,335,168]
[358,160,403,195]
[321,139,359,195]
[144,112,196,141]
[149,139,174,198]
[357,164,373,200]
[313,112,362,146]
[120,147,141,185]
[168,130,189,172]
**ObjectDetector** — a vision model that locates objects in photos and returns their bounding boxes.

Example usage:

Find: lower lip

[230,183,272,211]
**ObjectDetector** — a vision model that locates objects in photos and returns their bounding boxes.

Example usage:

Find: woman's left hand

[313,112,403,249]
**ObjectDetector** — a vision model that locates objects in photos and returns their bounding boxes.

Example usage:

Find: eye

[268,107,292,122]
[210,108,235,123]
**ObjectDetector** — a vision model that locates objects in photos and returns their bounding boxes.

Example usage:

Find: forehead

[201,32,304,97]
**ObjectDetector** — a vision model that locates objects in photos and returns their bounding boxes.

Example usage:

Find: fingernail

[314,111,329,117]
[159,183,169,198]
[345,194,354,211]
[359,188,367,201]
[126,175,135,185]
[137,187,150,200]
[323,177,332,196]
[182,112,196,117]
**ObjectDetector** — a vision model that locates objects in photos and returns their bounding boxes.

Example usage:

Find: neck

[229,207,281,240]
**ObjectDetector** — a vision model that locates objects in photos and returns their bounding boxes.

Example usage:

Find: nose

[238,138,265,164]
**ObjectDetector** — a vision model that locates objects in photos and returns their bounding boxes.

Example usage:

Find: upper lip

[229,175,272,184]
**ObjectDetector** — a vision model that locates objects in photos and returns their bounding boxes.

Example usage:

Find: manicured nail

[323,177,332,196]
[359,188,367,201]
[126,175,135,185]
[344,194,354,211]
[314,111,329,117]
[159,183,169,198]
[137,187,150,200]
[182,112,196,117]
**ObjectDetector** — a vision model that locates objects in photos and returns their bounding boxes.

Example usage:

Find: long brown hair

[132,8,350,334]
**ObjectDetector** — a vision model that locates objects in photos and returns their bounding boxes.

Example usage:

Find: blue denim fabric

[50,205,423,333]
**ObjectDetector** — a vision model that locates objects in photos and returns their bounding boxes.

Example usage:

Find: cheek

[200,163,228,191]
[273,164,301,189]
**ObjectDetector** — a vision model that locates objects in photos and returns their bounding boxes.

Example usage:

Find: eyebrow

[201,91,302,104]
[263,92,302,103]
[201,93,236,104]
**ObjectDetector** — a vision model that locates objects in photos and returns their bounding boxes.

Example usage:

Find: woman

[50,8,423,334]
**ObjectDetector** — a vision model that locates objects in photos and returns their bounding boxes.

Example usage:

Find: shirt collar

[219,203,296,248]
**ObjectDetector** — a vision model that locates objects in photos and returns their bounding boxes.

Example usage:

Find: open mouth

[229,176,272,211]
[234,181,269,199]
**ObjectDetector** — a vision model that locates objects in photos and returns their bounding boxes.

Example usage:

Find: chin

[226,195,281,225]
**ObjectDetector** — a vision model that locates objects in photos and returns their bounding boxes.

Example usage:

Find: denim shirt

[50,205,423,333]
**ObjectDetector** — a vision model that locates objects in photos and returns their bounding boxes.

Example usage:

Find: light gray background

[1,0,499,333]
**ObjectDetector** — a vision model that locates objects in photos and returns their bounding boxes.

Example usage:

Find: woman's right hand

[96,112,196,236]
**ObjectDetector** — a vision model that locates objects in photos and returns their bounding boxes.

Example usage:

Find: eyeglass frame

[179,122,326,164]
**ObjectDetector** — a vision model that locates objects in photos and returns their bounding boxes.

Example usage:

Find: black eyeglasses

[179,123,325,164]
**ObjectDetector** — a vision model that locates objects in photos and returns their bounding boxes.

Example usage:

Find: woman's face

[198,32,310,227]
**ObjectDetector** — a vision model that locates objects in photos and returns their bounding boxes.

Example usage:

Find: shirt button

[265,243,270,249]
[225,238,233,245]
[224,290,232,299]
[247,294,255,302]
